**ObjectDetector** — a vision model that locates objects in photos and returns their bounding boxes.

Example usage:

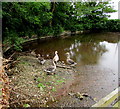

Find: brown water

[24,32,119,107]
[26,32,119,73]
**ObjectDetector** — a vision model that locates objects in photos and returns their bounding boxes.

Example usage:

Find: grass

[36,78,41,82]
[52,87,56,92]
[37,83,46,88]
[56,80,65,83]
[23,104,30,107]
[19,61,30,65]
[46,82,52,85]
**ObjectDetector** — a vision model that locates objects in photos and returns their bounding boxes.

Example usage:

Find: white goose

[44,60,56,75]
[36,54,46,65]
[53,51,59,64]
[66,52,77,66]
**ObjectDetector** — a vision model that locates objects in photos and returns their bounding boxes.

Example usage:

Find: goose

[53,51,59,64]
[31,50,36,56]
[66,52,77,66]
[36,54,46,65]
[44,60,56,75]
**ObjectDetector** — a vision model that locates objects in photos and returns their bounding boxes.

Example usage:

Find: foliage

[3,32,24,51]
[74,2,116,31]
[105,19,120,32]
[2,2,118,51]
[53,24,64,36]
[88,19,120,32]
[2,2,51,38]
[2,2,52,50]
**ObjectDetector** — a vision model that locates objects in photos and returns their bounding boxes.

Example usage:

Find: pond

[26,32,118,73]
[18,32,119,107]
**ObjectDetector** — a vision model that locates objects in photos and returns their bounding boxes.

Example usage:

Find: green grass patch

[36,78,41,82]
[46,81,52,85]
[23,104,30,107]
[56,80,65,83]
[37,83,46,88]
[52,87,56,92]
[19,61,30,65]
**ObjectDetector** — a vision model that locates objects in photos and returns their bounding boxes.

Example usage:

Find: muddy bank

[8,53,75,107]
[7,52,118,107]
[50,65,118,107]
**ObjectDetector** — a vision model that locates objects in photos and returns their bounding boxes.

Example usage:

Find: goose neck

[67,55,70,59]
[53,61,56,67]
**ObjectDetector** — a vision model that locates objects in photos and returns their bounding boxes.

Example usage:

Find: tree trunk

[49,1,56,27]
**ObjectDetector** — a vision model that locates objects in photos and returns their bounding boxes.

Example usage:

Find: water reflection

[65,40,107,65]
[98,41,118,73]
[27,32,119,73]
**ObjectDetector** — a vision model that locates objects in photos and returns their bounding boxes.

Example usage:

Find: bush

[53,24,64,37]
[3,31,24,51]
[105,19,120,32]
[87,19,120,32]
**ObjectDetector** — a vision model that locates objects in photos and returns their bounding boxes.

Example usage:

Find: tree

[2,1,118,51]
[75,1,116,31]
[2,2,52,50]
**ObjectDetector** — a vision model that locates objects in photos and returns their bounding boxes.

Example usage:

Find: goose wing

[44,66,55,73]
[38,57,44,61]
[67,58,75,64]
[67,58,77,66]
[38,57,46,64]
